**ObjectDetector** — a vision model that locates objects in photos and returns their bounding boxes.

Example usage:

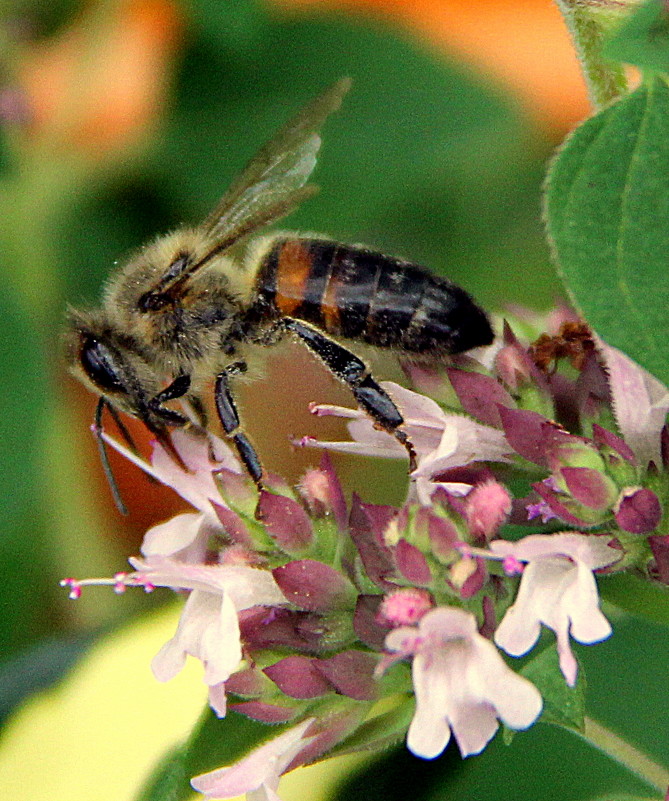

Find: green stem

[554,0,630,109]
[581,716,669,793]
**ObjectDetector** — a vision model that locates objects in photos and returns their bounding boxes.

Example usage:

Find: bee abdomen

[254,238,493,355]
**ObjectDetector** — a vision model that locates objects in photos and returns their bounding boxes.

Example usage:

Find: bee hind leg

[284,319,417,471]
[214,362,264,489]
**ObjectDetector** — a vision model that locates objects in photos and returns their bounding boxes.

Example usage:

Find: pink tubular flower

[128,557,287,716]
[191,718,316,801]
[300,381,512,479]
[491,534,620,686]
[384,607,542,759]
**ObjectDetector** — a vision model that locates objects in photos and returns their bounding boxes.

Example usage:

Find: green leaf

[604,0,669,73]
[136,707,280,801]
[545,77,669,387]
[330,697,415,757]
[590,796,661,801]
[183,0,266,57]
[600,572,669,623]
[0,633,97,725]
[521,646,585,732]
[0,283,55,661]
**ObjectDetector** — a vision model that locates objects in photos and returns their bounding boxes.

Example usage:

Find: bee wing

[148,79,350,300]
[202,77,351,247]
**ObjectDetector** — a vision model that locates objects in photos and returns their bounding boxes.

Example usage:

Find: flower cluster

[63,313,669,800]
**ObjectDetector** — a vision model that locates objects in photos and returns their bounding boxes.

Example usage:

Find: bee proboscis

[65,78,494,508]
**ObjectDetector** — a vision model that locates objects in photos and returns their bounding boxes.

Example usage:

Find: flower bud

[378,588,433,627]
[614,487,662,534]
[465,479,512,540]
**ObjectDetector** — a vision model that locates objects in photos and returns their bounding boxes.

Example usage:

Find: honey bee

[65,79,493,505]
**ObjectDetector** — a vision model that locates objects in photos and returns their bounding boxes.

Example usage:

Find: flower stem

[581,716,669,793]
[554,0,629,109]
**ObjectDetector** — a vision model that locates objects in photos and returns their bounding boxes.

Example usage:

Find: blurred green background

[3,1,664,799]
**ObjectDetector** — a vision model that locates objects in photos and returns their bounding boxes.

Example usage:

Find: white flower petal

[554,614,578,687]
[564,561,612,645]
[150,431,238,515]
[391,607,542,760]
[249,787,281,801]
[413,415,512,478]
[449,700,499,758]
[474,639,543,730]
[150,590,242,687]
[191,719,315,800]
[412,476,473,506]
[306,382,511,473]
[129,558,286,608]
[141,512,205,557]
[493,534,614,685]
[134,557,286,712]
[491,533,619,571]
[599,341,669,468]
[407,692,452,759]
[382,381,448,428]
[208,682,228,718]
[202,592,243,685]
[151,633,187,682]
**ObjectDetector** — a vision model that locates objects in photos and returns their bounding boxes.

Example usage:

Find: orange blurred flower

[270,0,591,132]
[19,0,183,156]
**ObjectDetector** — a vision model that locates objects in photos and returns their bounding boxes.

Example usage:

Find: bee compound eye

[80,336,127,394]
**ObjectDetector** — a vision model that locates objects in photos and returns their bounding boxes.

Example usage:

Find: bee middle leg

[214,362,264,488]
[284,318,417,471]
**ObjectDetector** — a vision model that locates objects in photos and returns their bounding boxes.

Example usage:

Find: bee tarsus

[214,365,263,487]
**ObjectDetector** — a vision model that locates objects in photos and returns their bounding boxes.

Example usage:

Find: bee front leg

[148,374,191,425]
[284,319,417,471]
[214,363,264,488]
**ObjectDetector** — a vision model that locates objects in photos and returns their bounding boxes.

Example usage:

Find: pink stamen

[60,570,158,598]
[503,556,525,576]
[60,578,82,600]
[113,573,128,594]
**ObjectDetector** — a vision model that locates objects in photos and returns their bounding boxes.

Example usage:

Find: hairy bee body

[65,79,494,501]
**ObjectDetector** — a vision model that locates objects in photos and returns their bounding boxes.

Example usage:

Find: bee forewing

[203,77,351,243]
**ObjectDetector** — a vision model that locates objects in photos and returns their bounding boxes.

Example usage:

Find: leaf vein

[616,80,657,354]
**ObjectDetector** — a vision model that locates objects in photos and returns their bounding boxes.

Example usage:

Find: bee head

[64,307,162,422]
[64,308,190,514]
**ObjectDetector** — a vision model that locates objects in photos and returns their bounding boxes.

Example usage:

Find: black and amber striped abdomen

[252,238,493,355]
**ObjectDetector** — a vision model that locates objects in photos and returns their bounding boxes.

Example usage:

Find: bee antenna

[105,400,142,458]
[94,397,129,516]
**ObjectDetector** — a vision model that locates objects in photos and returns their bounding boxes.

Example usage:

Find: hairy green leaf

[545,77,669,386]
[605,0,669,73]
